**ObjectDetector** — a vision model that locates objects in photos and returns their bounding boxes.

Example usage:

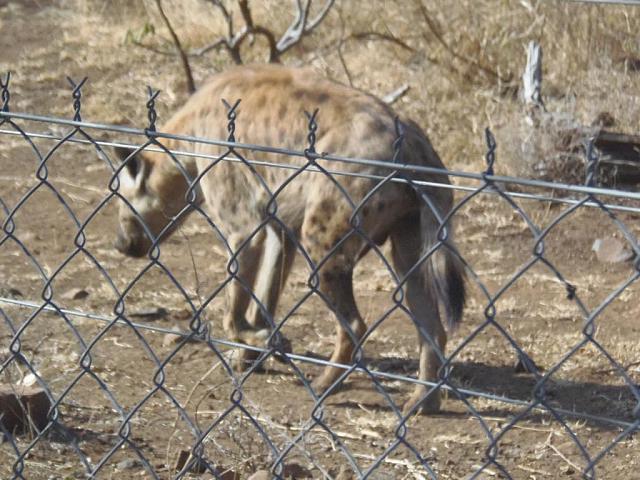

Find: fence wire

[0,75,639,480]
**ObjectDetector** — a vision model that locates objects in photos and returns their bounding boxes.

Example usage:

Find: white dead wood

[522,40,544,109]
[383,84,410,105]
[276,0,336,54]
[196,0,335,64]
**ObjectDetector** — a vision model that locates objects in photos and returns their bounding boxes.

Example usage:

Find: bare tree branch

[415,0,512,84]
[348,31,415,53]
[276,0,336,55]
[154,0,336,68]
[154,0,196,93]
[237,0,280,62]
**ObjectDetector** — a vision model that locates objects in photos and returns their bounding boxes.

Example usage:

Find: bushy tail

[422,208,466,330]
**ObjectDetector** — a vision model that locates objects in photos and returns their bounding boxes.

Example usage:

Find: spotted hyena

[113,64,465,414]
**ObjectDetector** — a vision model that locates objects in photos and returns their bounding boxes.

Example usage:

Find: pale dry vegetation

[7,0,640,175]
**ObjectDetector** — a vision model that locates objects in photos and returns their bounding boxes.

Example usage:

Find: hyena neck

[149,146,203,210]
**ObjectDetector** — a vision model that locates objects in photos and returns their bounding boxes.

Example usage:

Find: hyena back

[114,64,465,414]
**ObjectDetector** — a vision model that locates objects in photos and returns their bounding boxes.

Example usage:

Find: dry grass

[57,0,640,180]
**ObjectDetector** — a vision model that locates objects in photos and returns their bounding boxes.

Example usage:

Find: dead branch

[276,0,336,55]
[199,0,243,63]
[334,7,353,86]
[415,0,512,85]
[522,40,545,109]
[129,39,176,57]
[144,0,336,88]
[198,0,335,64]
[382,84,410,105]
[154,0,196,93]
[348,31,415,53]
[237,0,279,62]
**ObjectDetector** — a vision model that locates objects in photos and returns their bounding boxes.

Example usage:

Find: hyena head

[113,146,187,258]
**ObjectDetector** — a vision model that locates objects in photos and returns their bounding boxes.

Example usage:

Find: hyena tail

[421,205,466,330]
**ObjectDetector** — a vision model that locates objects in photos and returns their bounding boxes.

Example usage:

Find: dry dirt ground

[1,1,640,479]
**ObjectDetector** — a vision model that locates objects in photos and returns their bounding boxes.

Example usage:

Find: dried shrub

[497,109,599,185]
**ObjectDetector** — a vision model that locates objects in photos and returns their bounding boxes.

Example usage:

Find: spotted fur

[114,64,465,414]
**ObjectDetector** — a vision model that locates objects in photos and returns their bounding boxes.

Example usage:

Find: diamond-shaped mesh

[1,75,639,479]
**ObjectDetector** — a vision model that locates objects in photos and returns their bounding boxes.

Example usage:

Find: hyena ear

[114,146,141,177]
[114,146,147,190]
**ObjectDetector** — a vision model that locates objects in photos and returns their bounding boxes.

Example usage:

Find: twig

[595,360,640,374]
[153,0,196,93]
[196,0,336,64]
[415,0,512,84]
[0,175,104,194]
[335,8,354,86]
[277,0,336,55]
[191,38,227,57]
[336,41,353,87]
[353,453,431,476]
[129,39,177,57]
[545,435,582,474]
[349,31,415,52]
[382,84,410,105]
[516,464,552,475]
[237,0,280,63]
[165,359,224,473]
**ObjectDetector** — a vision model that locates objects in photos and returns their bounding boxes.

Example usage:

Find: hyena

[113,64,465,414]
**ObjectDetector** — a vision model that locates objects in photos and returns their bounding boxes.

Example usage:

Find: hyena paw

[402,386,442,416]
[310,368,344,395]
[232,329,292,371]
[231,347,264,373]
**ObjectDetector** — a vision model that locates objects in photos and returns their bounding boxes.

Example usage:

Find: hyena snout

[114,227,150,258]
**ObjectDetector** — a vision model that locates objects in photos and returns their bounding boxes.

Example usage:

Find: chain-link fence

[1,73,639,479]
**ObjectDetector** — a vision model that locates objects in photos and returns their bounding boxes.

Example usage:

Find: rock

[173,450,207,474]
[173,308,193,320]
[220,469,241,480]
[129,307,168,320]
[60,288,89,300]
[248,465,312,479]
[20,373,37,387]
[592,237,634,264]
[163,326,183,347]
[0,287,24,298]
[173,450,189,472]
[116,458,141,470]
[282,463,313,478]
[8,288,23,298]
[0,385,51,434]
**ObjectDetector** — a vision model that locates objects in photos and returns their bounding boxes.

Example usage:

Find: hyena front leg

[223,231,272,372]
[246,224,296,329]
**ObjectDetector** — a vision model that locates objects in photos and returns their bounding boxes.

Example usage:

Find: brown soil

[1,1,639,479]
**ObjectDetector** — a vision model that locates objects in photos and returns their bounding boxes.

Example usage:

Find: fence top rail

[2,109,640,202]
[4,126,640,215]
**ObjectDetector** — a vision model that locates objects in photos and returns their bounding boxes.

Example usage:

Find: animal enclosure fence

[0,76,639,480]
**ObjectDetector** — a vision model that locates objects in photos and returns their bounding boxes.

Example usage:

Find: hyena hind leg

[390,218,447,415]
[301,221,367,392]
